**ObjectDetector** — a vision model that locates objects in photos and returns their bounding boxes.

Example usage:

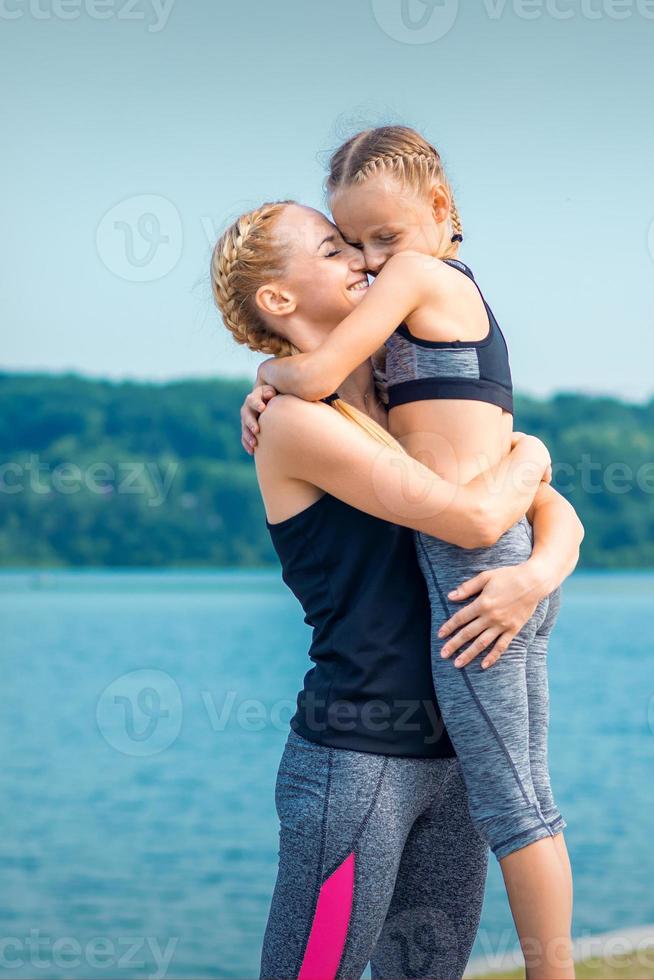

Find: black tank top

[266,492,455,758]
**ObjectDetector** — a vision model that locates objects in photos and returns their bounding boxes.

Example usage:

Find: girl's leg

[527,587,566,835]
[260,730,455,980]
[415,524,574,980]
[504,585,573,978]
[500,837,574,979]
[370,759,489,980]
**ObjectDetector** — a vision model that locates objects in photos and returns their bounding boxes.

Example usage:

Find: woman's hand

[240,384,277,455]
[437,561,547,670]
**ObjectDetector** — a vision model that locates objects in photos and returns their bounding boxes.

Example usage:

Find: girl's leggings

[260,730,488,980]
[415,515,567,862]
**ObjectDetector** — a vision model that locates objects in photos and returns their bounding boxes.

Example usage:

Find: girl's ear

[255,283,297,319]
[429,183,452,225]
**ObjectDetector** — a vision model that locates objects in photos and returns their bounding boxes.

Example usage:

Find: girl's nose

[347,246,366,270]
[363,247,385,274]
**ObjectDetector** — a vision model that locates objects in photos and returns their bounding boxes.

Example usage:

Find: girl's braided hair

[327,126,463,397]
[327,125,463,253]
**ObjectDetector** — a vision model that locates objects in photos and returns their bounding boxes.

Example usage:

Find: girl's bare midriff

[390,400,514,485]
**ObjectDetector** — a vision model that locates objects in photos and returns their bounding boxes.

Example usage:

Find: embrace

[210,125,584,980]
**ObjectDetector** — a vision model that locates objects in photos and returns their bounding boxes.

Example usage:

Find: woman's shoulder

[257,393,335,445]
[253,395,328,520]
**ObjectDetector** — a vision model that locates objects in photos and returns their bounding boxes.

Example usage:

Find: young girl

[253,127,576,980]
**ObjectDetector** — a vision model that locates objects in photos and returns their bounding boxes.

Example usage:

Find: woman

[211,200,583,979]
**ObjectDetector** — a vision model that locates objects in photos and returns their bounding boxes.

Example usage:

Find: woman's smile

[347,277,369,293]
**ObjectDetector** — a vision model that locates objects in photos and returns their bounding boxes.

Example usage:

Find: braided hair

[327,126,464,254]
[210,200,297,358]
[210,201,403,451]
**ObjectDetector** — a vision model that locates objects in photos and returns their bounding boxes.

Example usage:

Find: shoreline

[465,925,654,978]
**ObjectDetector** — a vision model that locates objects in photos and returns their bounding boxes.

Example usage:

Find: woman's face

[272,205,369,325]
[330,174,446,274]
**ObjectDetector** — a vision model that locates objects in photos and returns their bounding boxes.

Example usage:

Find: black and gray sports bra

[385,258,514,414]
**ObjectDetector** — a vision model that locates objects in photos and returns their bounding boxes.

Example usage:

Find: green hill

[1,372,652,568]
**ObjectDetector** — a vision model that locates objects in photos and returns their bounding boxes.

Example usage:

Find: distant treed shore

[1,373,653,568]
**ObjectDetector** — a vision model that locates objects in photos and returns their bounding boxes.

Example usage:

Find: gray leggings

[415,515,566,861]
[260,730,488,980]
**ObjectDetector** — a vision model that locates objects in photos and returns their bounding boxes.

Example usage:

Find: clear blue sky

[3,0,653,399]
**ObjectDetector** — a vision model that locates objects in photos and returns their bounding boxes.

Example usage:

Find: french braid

[327,126,464,252]
[210,201,296,357]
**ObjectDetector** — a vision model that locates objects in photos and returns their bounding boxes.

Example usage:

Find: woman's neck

[283,315,387,423]
[337,361,387,425]
[337,361,375,406]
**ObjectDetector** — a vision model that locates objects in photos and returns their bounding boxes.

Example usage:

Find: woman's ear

[429,183,452,225]
[255,282,297,319]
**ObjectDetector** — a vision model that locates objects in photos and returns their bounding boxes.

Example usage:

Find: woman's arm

[438,483,584,668]
[255,394,549,549]
[256,252,437,400]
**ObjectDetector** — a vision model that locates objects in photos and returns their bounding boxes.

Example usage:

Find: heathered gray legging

[415,515,567,861]
[260,730,489,980]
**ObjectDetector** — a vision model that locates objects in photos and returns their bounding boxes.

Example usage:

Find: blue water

[1,570,652,979]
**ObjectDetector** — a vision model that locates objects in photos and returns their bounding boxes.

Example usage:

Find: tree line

[1,372,652,568]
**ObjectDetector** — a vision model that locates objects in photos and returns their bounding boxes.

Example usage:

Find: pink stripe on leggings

[298,851,355,980]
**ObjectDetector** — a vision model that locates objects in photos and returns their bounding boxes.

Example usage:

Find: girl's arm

[257,252,436,400]
[240,383,277,455]
[525,482,584,592]
[438,483,584,669]
[255,395,550,549]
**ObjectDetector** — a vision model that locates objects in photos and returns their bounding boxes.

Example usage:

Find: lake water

[1,570,653,978]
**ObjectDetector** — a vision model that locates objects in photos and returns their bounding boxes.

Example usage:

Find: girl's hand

[437,561,545,670]
[255,358,276,389]
[254,353,320,399]
[240,384,277,455]
[511,431,552,484]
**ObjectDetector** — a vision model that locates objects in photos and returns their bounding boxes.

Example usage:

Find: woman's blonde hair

[210,201,402,451]
[327,125,463,260]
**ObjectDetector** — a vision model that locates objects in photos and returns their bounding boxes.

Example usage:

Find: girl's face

[330,174,450,274]
[271,204,369,324]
